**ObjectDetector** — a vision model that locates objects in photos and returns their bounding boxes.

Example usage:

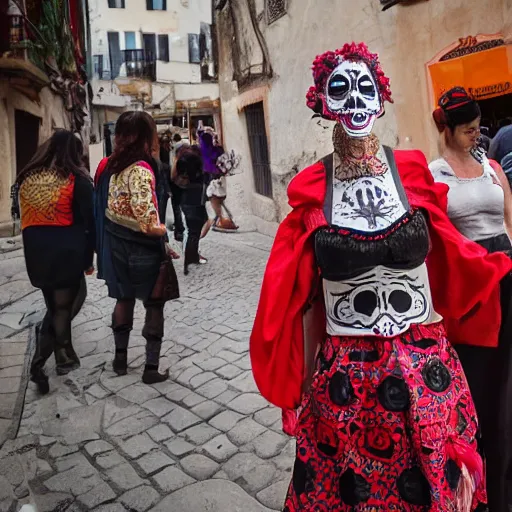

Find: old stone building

[216,0,512,234]
[88,0,220,171]
[0,0,90,235]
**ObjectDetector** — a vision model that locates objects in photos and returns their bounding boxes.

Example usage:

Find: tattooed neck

[332,124,385,181]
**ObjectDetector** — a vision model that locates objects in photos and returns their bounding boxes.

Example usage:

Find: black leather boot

[113,349,128,376]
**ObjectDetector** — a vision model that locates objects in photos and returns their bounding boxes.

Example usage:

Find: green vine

[13,0,77,76]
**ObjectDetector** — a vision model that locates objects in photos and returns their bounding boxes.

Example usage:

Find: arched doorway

[426,34,512,136]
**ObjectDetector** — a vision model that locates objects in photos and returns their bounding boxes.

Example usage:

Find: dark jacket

[21,172,95,290]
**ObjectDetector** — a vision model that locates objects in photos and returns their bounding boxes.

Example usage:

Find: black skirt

[23,224,90,290]
[105,221,165,302]
[455,233,512,511]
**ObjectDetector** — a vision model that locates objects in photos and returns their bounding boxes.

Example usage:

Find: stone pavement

[0,231,295,512]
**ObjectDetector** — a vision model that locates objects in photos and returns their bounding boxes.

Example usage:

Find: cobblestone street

[0,231,294,512]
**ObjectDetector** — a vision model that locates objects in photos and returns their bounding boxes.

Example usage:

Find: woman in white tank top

[429,87,512,511]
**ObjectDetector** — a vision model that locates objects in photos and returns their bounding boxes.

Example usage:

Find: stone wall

[217,0,511,229]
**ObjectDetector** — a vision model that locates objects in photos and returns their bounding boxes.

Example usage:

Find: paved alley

[0,231,294,512]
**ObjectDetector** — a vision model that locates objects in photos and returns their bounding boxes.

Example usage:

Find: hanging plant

[12,0,77,76]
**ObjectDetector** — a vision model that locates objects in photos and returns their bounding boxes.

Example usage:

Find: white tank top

[429,156,506,242]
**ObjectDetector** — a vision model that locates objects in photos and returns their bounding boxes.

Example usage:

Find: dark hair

[172,133,182,143]
[433,87,481,133]
[108,111,157,174]
[16,130,88,185]
[176,145,203,183]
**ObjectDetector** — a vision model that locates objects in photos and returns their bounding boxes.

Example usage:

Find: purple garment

[198,131,224,175]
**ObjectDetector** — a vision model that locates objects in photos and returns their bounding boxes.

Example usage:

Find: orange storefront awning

[429,44,512,104]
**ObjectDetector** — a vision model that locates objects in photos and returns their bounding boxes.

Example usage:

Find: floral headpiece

[306,42,393,121]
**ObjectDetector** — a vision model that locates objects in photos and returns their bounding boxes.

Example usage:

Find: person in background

[172,144,209,274]
[489,123,512,189]
[95,111,179,385]
[159,135,171,165]
[17,130,94,394]
[430,86,512,510]
[168,133,185,242]
[198,122,239,232]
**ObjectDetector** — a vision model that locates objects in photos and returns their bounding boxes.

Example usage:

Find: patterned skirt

[284,323,487,511]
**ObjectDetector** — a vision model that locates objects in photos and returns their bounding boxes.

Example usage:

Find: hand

[85,266,95,275]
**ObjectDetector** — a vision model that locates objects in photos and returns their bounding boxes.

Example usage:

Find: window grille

[266,0,286,25]
[245,102,273,198]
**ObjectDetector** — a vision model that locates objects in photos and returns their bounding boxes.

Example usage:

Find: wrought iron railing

[123,49,156,81]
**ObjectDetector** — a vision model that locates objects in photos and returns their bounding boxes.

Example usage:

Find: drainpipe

[81,0,93,79]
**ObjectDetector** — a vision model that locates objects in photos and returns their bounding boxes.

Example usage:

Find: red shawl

[250,149,512,410]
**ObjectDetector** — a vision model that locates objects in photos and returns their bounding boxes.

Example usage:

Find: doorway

[15,110,40,176]
[478,94,512,137]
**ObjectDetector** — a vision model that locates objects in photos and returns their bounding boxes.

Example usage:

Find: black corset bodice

[314,209,430,281]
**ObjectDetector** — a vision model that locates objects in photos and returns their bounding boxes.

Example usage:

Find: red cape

[250,149,512,410]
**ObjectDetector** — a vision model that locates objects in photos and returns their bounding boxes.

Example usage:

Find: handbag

[149,251,180,302]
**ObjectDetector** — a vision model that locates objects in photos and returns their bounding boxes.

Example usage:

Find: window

[158,34,169,62]
[266,0,286,24]
[245,102,273,198]
[93,54,104,79]
[146,0,166,10]
[108,0,125,8]
[107,31,122,78]
[125,32,136,50]
[188,34,200,63]
[143,33,156,59]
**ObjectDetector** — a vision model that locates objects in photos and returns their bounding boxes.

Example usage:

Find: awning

[428,44,512,104]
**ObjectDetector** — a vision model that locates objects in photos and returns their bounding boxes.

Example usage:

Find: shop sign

[469,82,511,100]
[440,36,504,61]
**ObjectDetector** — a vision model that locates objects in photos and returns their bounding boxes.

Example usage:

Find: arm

[128,165,166,237]
[490,160,512,239]
[73,175,95,271]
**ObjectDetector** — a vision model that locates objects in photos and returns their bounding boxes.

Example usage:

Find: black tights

[31,276,86,375]
[112,298,165,367]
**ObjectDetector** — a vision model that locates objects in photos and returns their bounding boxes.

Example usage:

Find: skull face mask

[306,42,393,138]
[325,60,382,138]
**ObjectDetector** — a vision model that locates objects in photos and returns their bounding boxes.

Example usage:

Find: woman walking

[198,123,239,232]
[95,111,179,385]
[18,130,94,394]
[430,87,512,511]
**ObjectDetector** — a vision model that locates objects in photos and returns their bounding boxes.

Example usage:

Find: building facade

[0,0,90,235]
[88,0,220,171]
[216,0,512,234]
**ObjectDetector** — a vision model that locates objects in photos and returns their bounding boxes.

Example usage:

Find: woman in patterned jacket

[17,130,94,394]
[95,111,179,385]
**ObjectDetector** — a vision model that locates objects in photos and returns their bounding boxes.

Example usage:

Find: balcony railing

[123,49,156,81]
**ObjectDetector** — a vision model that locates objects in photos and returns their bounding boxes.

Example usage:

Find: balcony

[0,14,50,96]
[123,49,156,81]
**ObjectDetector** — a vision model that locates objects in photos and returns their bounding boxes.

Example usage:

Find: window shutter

[158,34,169,62]
[146,0,153,10]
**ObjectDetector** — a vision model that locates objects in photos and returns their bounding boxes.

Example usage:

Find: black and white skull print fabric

[323,264,435,337]
[325,60,383,139]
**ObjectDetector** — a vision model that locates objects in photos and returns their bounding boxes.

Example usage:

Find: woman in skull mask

[251,43,512,510]
[430,87,512,511]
